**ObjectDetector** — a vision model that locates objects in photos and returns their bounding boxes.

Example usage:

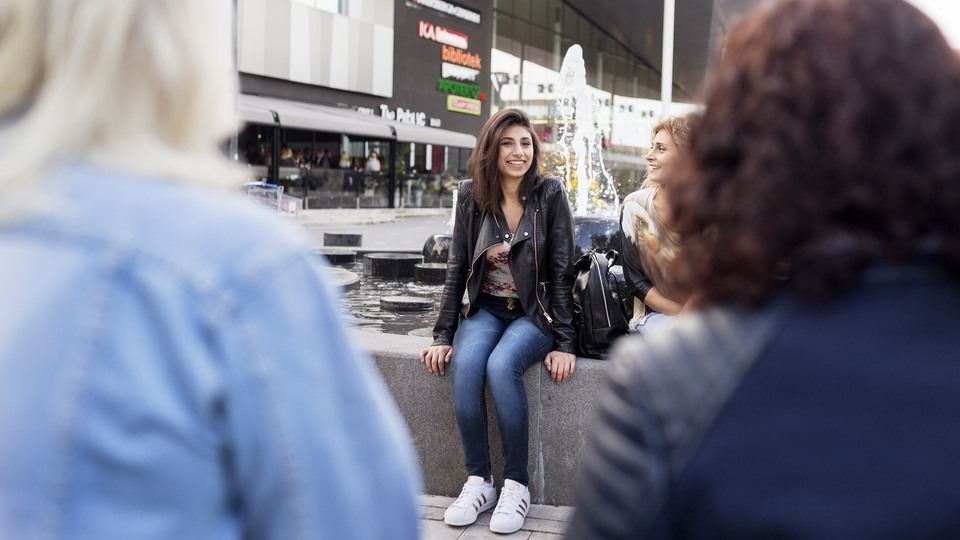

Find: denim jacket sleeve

[0,168,421,540]
[219,251,423,539]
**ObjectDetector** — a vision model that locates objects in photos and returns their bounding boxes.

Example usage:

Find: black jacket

[431,176,577,354]
[568,263,960,539]
[618,204,654,302]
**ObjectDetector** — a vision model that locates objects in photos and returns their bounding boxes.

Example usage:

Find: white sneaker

[443,476,497,526]
[489,479,530,534]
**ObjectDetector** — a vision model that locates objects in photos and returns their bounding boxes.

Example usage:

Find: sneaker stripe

[516,500,528,516]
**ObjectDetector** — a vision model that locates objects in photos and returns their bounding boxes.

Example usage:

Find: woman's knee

[485,350,527,383]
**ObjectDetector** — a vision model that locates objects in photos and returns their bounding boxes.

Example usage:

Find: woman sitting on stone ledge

[420,108,577,535]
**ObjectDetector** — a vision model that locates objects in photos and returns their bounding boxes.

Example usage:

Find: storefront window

[237,123,470,210]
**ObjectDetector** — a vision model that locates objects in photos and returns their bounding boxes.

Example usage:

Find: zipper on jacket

[592,251,613,326]
[464,239,498,314]
[533,207,554,326]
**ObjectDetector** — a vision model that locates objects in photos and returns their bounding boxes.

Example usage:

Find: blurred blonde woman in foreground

[0,1,420,539]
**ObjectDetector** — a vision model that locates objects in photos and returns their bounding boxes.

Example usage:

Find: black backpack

[572,250,630,359]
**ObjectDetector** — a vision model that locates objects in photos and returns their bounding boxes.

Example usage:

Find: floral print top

[481,238,519,298]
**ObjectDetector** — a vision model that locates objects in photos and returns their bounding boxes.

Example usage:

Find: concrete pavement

[296,207,453,252]
[420,495,571,539]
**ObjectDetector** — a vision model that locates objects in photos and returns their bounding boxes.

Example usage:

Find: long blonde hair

[0,0,242,213]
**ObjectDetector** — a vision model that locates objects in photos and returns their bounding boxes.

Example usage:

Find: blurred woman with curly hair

[568,0,960,537]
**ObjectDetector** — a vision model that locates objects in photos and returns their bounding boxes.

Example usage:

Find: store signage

[441,45,481,69]
[407,0,480,25]
[357,105,442,128]
[418,21,468,49]
[379,104,427,126]
[437,79,483,100]
[447,96,481,116]
[442,62,479,81]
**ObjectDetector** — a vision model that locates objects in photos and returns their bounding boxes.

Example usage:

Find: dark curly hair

[669,0,960,307]
[467,108,543,212]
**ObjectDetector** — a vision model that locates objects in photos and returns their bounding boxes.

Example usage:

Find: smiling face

[645,129,679,185]
[497,124,534,183]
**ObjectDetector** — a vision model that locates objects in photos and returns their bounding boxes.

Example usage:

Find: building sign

[441,45,481,69]
[437,80,483,100]
[406,0,480,24]
[418,21,468,48]
[357,105,442,128]
[442,62,479,81]
[380,105,427,126]
[410,3,486,125]
[448,96,481,115]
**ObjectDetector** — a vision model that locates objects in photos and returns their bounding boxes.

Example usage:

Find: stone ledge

[354,328,606,506]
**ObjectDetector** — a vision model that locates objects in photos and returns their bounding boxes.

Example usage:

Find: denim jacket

[0,163,421,539]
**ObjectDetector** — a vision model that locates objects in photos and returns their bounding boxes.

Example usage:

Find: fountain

[552,45,619,217]
[550,44,622,257]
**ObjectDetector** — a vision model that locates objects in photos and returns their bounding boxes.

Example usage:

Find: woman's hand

[419,345,453,376]
[544,351,577,383]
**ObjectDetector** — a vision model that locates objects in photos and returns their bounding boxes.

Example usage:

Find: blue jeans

[635,311,675,336]
[451,296,553,486]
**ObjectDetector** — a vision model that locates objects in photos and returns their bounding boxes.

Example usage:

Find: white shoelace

[493,487,525,516]
[452,484,488,511]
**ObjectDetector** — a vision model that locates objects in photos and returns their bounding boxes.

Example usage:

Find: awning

[395,122,476,148]
[238,94,477,148]
[352,112,477,148]
[238,94,394,139]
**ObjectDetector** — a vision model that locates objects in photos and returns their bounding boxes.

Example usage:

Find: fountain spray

[551,45,619,216]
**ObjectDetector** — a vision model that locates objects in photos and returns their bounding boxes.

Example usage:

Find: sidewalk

[297,208,453,252]
[420,495,572,539]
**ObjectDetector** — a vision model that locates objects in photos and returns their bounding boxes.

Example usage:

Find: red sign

[448,96,482,116]
[418,21,468,49]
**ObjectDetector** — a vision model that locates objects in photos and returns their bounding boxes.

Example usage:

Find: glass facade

[235,0,705,209]
[236,122,469,210]
[491,0,694,197]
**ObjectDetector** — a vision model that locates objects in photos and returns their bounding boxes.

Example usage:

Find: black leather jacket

[431,176,577,354]
[617,205,655,302]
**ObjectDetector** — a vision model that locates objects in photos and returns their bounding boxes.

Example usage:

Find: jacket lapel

[472,211,500,262]
[510,200,537,247]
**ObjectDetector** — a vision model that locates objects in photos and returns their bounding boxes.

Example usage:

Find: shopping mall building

[234,0,755,209]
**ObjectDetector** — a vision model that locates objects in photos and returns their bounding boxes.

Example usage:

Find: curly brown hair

[669,0,960,307]
[467,108,543,212]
